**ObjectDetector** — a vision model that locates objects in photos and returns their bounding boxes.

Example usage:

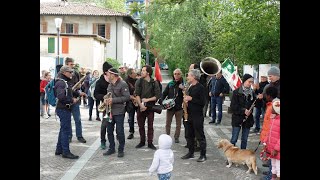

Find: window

[98,24,106,38]
[66,23,74,34]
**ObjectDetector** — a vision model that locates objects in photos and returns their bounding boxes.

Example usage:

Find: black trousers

[185,113,206,155]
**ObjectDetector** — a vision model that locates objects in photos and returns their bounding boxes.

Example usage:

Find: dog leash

[254,141,261,152]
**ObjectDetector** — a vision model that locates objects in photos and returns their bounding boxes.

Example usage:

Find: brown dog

[217,139,258,175]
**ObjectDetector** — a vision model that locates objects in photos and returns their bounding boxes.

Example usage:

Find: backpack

[45,78,68,107]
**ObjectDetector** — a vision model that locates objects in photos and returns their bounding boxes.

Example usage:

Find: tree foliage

[69,0,126,13]
[143,0,280,74]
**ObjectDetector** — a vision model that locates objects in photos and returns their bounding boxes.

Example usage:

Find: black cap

[242,74,253,83]
[103,61,113,73]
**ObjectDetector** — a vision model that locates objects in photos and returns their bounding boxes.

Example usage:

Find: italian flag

[221,59,242,91]
[48,37,69,54]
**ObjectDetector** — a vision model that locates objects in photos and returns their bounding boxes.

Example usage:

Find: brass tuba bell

[200,57,222,76]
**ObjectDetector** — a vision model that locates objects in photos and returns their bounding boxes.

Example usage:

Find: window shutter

[92,23,97,34]
[61,23,66,33]
[42,22,48,33]
[105,23,111,39]
[74,23,79,34]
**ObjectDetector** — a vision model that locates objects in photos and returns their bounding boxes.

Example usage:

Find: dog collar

[224,145,233,153]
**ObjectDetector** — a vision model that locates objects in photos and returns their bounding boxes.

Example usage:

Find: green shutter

[48,37,55,53]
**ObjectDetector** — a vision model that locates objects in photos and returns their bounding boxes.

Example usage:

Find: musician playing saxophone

[103,68,130,158]
[230,74,256,149]
[124,68,138,139]
[64,57,86,144]
[181,69,207,162]
[161,68,184,144]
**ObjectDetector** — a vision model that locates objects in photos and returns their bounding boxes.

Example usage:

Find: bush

[106,58,121,69]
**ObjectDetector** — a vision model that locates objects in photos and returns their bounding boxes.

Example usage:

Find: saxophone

[72,75,86,91]
[98,92,112,122]
[182,83,190,122]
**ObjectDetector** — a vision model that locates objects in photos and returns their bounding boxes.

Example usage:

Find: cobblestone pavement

[40,100,268,180]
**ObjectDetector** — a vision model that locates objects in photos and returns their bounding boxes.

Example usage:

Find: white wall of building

[40,35,106,73]
[41,15,142,70]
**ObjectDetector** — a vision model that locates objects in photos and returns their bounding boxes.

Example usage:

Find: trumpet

[98,92,112,122]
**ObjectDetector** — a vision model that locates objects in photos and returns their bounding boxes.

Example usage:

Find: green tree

[70,0,126,13]
[106,58,121,69]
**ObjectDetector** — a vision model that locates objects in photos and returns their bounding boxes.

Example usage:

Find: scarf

[241,85,253,101]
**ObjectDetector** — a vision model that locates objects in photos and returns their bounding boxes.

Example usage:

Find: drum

[162,97,176,110]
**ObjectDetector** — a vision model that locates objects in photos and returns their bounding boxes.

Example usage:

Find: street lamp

[55,18,62,65]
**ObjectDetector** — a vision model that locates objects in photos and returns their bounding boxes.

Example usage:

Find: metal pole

[146,49,149,65]
[57,28,60,65]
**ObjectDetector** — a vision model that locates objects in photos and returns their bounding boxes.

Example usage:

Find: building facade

[40,1,144,73]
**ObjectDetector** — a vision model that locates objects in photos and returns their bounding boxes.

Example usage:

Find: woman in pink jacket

[263,99,280,180]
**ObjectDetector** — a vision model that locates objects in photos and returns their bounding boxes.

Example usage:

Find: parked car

[160,63,168,70]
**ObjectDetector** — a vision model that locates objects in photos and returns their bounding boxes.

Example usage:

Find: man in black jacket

[208,70,230,125]
[124,68,138,139]
[94,61,113,150]
[181,69,207,162]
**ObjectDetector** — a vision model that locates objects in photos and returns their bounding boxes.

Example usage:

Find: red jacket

[40,80,49,93]
[263,114,280,160]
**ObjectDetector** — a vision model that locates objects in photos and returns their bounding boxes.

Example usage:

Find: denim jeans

[56,109,72,154]
[106,114,125,152]
[69,103,83,138]
[254,107,262,130]
[230,126,250,149]
[262,159,272,180]
[88,96,100,118]
[158,172,171,180]
[128,110,136,133]
[211,96,223,123]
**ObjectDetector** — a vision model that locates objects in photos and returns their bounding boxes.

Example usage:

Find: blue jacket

[209,76,230,96]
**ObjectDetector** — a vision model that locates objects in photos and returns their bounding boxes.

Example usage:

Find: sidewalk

[40,103,266,180]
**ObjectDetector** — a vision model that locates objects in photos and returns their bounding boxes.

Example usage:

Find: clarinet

[240,97,258,126]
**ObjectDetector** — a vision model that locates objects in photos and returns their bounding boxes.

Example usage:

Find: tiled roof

[40,2,129,17]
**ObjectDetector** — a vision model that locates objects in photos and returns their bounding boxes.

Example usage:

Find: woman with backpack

[87,70,100,121]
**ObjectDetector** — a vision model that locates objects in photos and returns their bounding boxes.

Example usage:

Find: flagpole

[55,18,62,65]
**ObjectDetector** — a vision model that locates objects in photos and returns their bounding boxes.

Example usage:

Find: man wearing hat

[102,68,130,158]
[252,75,269,134]
[94,61,113,150]
[230,74,256,149]
[54,66,79,159]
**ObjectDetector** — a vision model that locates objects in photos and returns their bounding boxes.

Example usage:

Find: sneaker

[127,133,134,139]
[135,142,145,148]
[96,117,101,121]
[77,137,87,143]
[55,150,62,155]
[118,151,124,158]
[209,121,215,124]
[181,153,194,159]
[175,138,179,143]
[148,143,157,150]
[100,143,106,150]
[197,155,207,162]
[62,152,79,159]
[103,149,115,156]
